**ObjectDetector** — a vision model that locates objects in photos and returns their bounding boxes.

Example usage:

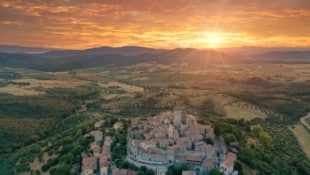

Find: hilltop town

[79,109,238,175]
[126,109,237,175]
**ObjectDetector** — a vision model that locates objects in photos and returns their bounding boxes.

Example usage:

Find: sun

[180,32,231,48]
[203,32,226,48]
[186,32,227,48]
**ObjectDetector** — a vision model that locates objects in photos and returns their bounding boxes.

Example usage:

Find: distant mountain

[0,45,60,54]
[2,46,309,72]
[136,48,244,65]
[41,46,166,57]
[83,46,166,56]
[257,51,310,59]
[252,50,310,64]
[0,52,42,67]
[36,48,245,71]
[0,47,242,71]
[217,47,310,56]
[0,47,249,71]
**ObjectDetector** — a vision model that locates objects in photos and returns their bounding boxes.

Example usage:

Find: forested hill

[0,46,310,71]
[0,47,240,71]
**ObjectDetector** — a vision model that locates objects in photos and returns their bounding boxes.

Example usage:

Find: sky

[1,0,310,49]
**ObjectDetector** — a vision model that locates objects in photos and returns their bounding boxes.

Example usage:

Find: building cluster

[127,109,238,175]
[112,168,138,175]
[81,120,112,175]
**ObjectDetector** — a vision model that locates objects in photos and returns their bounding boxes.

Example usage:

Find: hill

[217,46,310,56]
[1,46,310,72]
[0,48,242,71]
[254,51,310,64]
[0,45,60,54]
[39,46,165,57]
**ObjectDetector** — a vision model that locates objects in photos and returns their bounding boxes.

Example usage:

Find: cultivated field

[99,81,144,93]
[0,85,43,96]
[13,78,87,89]
[291,124,310,160]
[224,102,267,121]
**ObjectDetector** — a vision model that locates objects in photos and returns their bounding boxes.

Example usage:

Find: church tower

[168,124,175,139]
[174,107,182,128]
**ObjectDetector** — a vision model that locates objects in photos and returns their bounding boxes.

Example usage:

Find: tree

[145,169,155,175]
[234,161,243,175]
[52,165,70,175]
[259,131,272,147]
[72,145,83,156]
[209,169,223,175]
[223,133,237,144]
[251,125,263,137]
[167,165,175,175]
[35,169,41,175]
[59,153,74,164]
[214,126,221,136]
[139,166,147,172]
[175,164,189,175]
[63,136,73,145]
[137,172,145,175]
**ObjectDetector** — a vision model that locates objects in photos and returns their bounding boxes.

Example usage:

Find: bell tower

[168,124,175,139]
[174,107,182,128]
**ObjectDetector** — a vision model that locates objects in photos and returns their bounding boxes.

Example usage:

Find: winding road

[300,112,310,130]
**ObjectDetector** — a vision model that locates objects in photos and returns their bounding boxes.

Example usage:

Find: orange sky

[1,0,310,49]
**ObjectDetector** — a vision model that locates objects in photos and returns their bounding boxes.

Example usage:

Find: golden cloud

[0,0,310,49]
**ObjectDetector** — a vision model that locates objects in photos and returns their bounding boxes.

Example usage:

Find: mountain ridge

[0,45,62,54]
[0,46,309,71]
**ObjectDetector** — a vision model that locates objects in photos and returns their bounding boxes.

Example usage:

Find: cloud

[0,0,310,48]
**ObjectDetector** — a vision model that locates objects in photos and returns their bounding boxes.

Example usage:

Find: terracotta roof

[222,156,235,168]
[163,118,171,124]
[112,168,137,175]
[83,157,97,164]
[227,152,237,159]
[82,157,97,171]
[83,133,91,138]
[90,141,100,149]
[104,136,112,141]
[222,153,237,168]
[144,133,151,139]
[101,145,111,156]
[91,130,103,137]
[82,164,95,171]
[113,121,124,129]
[131,118,140,125]
[231,148,238,153]
[146,147,164,154]
[92,145,101,154]
[141,139,157,146]
[202,159,215,169]
[185,155,203,162]
[195,141,206,147]
[100,156,109,167]
[131,140,143,147]
[175,155,186,161]
[154,137,169,143]
[169,145,179,150]
[95,120,105,128]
